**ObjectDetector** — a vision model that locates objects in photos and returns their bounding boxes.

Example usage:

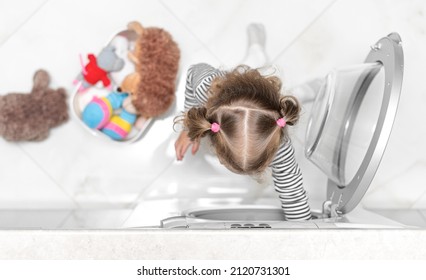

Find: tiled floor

[0,0,425,229]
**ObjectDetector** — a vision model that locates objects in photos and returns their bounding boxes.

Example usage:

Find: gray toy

[76,45,125,92]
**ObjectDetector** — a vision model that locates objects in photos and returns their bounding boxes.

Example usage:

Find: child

[174,26,311,221]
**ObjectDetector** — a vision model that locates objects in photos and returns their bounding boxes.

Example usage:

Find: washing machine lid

[305,33,404,214]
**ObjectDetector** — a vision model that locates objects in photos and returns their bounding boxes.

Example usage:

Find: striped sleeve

[184,63,225,110]
[184,65,197,111]
[271,140,312,221]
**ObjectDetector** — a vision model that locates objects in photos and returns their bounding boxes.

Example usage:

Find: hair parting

[176,65,301,176]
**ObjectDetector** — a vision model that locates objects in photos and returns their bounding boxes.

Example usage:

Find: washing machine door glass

[306,62,384,186]
[305,33,404,214]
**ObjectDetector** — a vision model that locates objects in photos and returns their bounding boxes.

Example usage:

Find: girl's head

[180,65,301,175]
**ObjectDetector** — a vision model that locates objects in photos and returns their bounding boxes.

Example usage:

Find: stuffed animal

[119,72,139,98]
[0,70,68,141]
[101,96,137,140]
[125,21,180,118]
[81,91,128,129]
[76,45,125,92]
[81,91,137,140]
[109,35,135,86]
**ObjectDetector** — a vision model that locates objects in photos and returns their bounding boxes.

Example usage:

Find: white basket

[71,29,153,144]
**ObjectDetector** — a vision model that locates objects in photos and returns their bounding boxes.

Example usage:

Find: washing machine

[157,33,406,229]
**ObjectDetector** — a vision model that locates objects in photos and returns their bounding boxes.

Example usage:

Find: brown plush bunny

[0,70,69,141]
[126,21,180,118]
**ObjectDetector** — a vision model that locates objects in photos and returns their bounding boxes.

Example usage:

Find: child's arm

[175,130,200,161]
[183,66,197,111]
[175,66,199,160]
[184,63,225,110]
[271,140,312,220]
[175,63,225,160]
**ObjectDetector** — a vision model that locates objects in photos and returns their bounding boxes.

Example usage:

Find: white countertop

[1,229,425,259]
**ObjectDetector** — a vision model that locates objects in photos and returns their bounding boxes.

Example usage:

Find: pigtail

[279,95,301,126]
[265,75,282,93]
[184,107,213,141]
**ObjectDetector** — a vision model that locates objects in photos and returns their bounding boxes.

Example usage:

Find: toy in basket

[72,21,180,143]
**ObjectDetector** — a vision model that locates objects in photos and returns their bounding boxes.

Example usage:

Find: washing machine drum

[305,33,404,214]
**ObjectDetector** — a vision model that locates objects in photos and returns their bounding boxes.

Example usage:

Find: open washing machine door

[305,33,404,216]
[160,33,404,229]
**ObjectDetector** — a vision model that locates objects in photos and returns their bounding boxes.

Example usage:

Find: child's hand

[175,131,200,161]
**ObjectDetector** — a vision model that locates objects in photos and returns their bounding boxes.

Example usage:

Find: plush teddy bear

[119,71,139,100]
[0,70,69,141]
[125,21,180,118]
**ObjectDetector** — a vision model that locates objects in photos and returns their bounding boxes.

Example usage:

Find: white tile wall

[0,0,425,228]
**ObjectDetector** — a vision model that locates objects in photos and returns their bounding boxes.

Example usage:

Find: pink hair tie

[211,122,220,133]
[276,117,286,128]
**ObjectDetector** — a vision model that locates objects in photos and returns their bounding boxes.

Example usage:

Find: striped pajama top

[184,63,311,221]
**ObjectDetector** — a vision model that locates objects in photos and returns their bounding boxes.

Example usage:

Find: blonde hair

[177,65,300,175]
